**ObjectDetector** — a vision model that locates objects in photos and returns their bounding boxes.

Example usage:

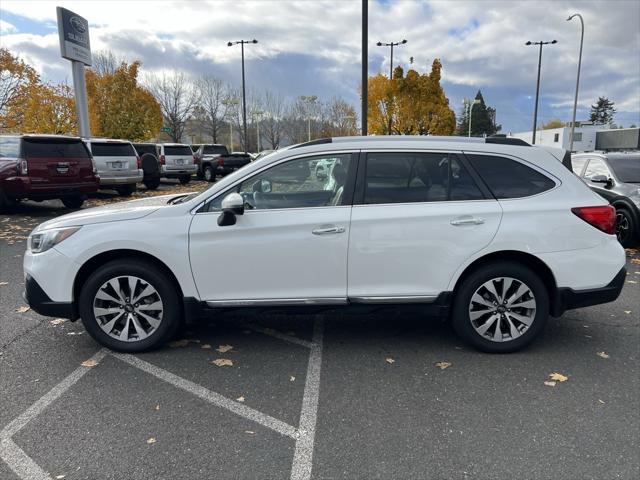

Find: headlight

[27,226,81,254]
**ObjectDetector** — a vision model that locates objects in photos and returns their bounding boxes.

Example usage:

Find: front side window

[607,155,640,183]
[583,158,611,179]
[466,154,555,199]
[363,152,484,204]
[209,153,352,211]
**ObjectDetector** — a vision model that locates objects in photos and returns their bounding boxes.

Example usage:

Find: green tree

[456,90,500,136]
[589,96,616,125]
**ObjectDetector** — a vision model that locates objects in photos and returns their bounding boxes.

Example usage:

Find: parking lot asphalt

[1,183,639,480]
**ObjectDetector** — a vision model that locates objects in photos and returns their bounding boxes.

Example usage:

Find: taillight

[218,157,224,167]
[136,156,142,169]
[571,206,616,235]
[18,159,28,175]
[193,155,199,164]
[160,155,166,165]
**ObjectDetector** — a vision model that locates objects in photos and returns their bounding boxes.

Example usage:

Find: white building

[510,121,603,152]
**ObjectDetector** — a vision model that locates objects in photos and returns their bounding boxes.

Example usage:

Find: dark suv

[572,151,640,246]
[0,135,99,211]
[132,143,161,190]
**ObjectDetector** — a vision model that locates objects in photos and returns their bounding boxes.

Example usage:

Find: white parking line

[0,348,108,480]
[290,317,324,480]
[112,353,298,439]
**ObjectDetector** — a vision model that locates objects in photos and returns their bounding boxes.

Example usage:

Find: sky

[1,0,639,133]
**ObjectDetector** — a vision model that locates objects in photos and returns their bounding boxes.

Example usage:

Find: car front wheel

[203,165,215,182]
[451,262,549,353]
[79,259,182,352]
[179,175,191,185]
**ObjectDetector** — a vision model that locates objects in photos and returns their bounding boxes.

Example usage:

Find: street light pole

[468,99,481,137]
[376,39,407,79]
[300,95,318,142]
[526,39,557,144]
[567,13,584,152]
[252,109,263,152]
[227,39,258,153]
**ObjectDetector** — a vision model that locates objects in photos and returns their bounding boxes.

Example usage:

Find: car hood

[34,194,183,231]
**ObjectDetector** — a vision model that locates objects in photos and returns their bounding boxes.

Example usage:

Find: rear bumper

[161,165,197,175]
[552,267,626,316]
[23,274,78,320]
[98,172,143,185]
[2,176,99,199]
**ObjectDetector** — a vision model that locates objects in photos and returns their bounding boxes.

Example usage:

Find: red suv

[0,134,99,210]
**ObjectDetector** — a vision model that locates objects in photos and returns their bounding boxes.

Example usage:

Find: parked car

[84,139,143,196]
[193,144,229,181]
[1,134,99,210]
[23,136,626,353]
[572,151,640,247]
[158,143,197,184]
[132,143,161,190]
[210,151,252,182]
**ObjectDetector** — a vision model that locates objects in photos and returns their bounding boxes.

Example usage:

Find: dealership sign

[56,7,92,66]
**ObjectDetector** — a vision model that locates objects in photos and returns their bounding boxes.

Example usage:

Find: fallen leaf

[0,282,8,287]
[435,362,452,370]
[624,310,632,314]
[290,376,296,382]
[236,396,245,402]
[596,351,610,359]
[242,330,251,334]
[625,248,638,255]
[50,318,66,326]
[285,330,296,336]
[216,344,234,353]
[81,359,98,368]
[385,357,395,364]
[201,344,212,349]
[154,404,160,411]
[146,437,156,444]
[598,399,605,404]
[627,280,637,284]
[212,358,233,367]
[244,430,255,435]
[16,306,30,313]
[549,372,568,382]
[169,339,189,348]
[66,331,83,335]
[544,381,556,387]
[55,476,65,479]
[630,258,640,265]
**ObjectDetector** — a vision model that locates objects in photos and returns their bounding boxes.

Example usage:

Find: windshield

[91,142,135,157]
[164,146,192,156]
[608,155,640,183]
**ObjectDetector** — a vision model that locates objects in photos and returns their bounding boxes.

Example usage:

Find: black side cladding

[561,150,573,171]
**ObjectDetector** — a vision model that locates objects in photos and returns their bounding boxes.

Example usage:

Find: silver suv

[158,143,197,184]
[84,139,143,196]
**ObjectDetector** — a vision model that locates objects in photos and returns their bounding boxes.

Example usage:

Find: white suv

[83,139,143,196]
[23,136,626,353]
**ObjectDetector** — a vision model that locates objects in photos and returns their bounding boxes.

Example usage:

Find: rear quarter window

[466,154,555,199]
[23,139,90,158]
[91,142,135,157]
[164,146,192,156]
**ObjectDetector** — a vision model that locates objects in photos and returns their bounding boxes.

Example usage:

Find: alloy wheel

[615,211,630,243]
[93,276,163,342]
[468,276,536,342]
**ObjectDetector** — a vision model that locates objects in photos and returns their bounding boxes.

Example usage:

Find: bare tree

[91,50,125,76]
[196,75,226,143]
[324,97,358,137]
[147,72,198,142]
[261,91,286,149]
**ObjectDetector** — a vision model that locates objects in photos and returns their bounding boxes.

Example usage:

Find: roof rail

[289,138,333,149]
[485,137,531,147]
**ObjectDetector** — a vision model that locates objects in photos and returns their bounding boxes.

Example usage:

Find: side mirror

[217,192,244,227]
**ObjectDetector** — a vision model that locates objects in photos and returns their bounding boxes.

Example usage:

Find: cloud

[0,20,17,34]
[1,0,638,131]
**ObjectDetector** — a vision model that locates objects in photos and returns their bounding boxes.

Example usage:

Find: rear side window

[363,152,484,204]
[134,144,157,156]
[466,154,555,199]
[203,145,228,155]
[91,142,135,157]
[23,139,90,158]
[0,136,20,158]
[164,146,192,156]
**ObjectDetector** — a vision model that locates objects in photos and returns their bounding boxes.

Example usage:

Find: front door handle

[450,217,485,226]
[312,225,345,235]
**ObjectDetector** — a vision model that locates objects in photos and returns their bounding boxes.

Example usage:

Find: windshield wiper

[167,194,189,205]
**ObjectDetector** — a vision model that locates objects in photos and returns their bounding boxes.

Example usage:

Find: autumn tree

[589,96,616,125]
[0,48,40,131]
[147,71,199,142]
[541,119,565,129]
[456,90,500,136]
[368,59,455,136]
[13,82,77,135]
[86,60,162,141]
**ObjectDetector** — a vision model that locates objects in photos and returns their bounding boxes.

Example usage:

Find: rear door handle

[312,225,345,235]
[450,217,485,226]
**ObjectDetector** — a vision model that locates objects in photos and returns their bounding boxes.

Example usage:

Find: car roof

[161,143,190,146]
[6,134,84,140]
[85,138,132,144]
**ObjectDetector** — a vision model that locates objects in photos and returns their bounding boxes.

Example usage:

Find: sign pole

[71,61,90,137]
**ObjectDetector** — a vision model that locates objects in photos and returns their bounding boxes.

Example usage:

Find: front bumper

[24,274,78,320]
[552,267,627,316]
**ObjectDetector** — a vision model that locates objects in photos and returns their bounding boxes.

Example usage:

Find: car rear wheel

[61,195,85,209]
[79,259,182,352]
[0,189,17,212]
[115,185,136,196]
[179,175,191,185]
[451,261,549,353]
[143,175,161,190]
[615,208,637,247]
[203,165,215,183]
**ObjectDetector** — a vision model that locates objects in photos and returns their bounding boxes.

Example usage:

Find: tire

[61,195,85,209]
[197,170,205,180]
[115,185,136,196]
[451,261,549,353]
[143,176,161,190]
[615,207,638,248]
[79,259,183,352]
[203,165,215,183]
[0,189,17,213]
[179,175,191,185]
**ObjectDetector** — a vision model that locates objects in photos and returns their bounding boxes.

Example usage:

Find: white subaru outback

[23,136,626,353]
